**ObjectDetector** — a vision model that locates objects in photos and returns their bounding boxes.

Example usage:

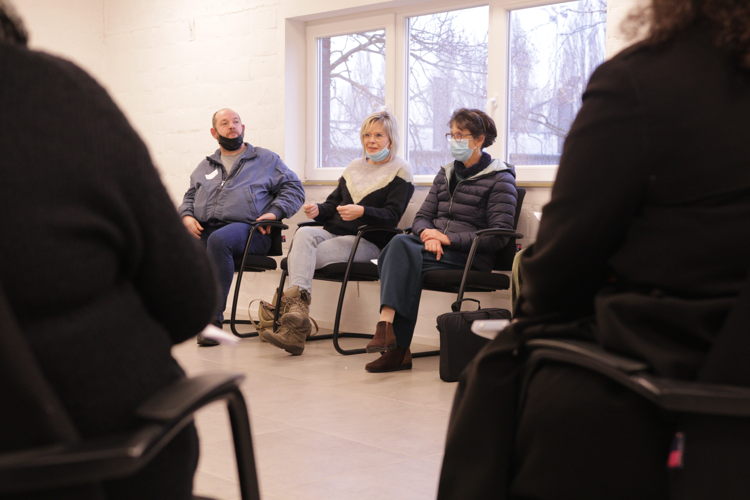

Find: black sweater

[315,176,414,248]
[0,43,217,443]
[519,23,750,377]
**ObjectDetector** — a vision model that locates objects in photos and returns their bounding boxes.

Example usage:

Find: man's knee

[205,225,246,254]
[205,231,228,253]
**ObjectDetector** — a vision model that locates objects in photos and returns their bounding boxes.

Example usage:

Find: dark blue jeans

[200,221,271,322]
[378,234,466,348]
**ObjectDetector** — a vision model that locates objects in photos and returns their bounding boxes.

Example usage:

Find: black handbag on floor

[436,300,512,382]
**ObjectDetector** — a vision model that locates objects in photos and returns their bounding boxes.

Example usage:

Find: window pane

[317,29,385,168]
[508,0,607,165]
[407,7,488,175]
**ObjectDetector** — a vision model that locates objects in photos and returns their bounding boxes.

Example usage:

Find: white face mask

[450,139,474,162]
[366,147,390,163]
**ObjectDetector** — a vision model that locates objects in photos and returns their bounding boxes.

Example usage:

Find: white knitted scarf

[342,156,413,204]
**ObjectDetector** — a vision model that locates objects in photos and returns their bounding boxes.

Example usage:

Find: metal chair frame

[228,220,288,338]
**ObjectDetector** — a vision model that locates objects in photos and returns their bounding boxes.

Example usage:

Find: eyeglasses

[363,132,388,140]
[445,132,474,141]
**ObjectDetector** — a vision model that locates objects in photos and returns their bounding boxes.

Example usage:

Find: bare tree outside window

[313,1,606,175]
[407,7,488,175]
[317,29,385,168]
[508,0,607,165]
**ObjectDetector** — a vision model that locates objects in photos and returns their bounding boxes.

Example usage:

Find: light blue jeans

[287,226,381,293]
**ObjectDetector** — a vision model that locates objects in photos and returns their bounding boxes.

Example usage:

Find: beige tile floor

[173,331,458,500]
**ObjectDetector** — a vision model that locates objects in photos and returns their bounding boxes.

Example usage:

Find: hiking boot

[365,321,397,353]
[260,324,306,355]
[365,347,412,372]
[280,286,313,339]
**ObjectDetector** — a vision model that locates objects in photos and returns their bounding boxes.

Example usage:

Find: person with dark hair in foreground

[439,1,750,498]
[0,3,218,498]
[365,108,517,373]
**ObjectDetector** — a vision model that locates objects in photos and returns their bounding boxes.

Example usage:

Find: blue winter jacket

[412,159,517,271]
[178,144,305,223]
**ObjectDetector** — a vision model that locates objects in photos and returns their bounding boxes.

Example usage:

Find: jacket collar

[206,143,257,167]
[443,159,513,182]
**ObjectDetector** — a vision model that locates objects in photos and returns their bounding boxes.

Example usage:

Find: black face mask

[217,133,244,151]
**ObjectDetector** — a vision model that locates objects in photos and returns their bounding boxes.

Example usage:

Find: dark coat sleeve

[411,171,443,234]
[315,178,346,222]
[121,149,218,344]
[519,58,649,320]
[267,157,305,220]
[106,89,217,345]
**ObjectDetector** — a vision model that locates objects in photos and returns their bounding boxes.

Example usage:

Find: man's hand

[420,228,451,246]
[182,215,203,239]
[256,212,277,235]
[303,203,319,219]
[424,238,444,260]
[336,204,365,221]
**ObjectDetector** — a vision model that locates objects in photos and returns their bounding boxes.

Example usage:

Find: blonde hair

[360,110,399,158]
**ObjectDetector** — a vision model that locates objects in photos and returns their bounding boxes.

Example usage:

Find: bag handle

[451,298,481,312]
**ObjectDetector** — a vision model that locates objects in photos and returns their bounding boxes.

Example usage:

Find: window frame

[303,0,605,183]
[305,14,396,181]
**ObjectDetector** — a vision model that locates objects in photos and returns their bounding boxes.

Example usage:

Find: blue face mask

[450,139,474,163]
[366,147,390,163]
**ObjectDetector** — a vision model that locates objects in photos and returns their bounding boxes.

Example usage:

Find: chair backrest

[268,224,284,256]
[698,268,750,384]
[493,187,526,271]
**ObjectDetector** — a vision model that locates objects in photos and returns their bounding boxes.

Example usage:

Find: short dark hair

[449,108,497,149]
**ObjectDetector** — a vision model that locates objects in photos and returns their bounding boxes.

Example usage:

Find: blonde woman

[262,111,414,355]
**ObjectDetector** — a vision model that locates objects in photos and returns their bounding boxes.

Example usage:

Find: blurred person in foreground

[439,1,750,499]
[0,2,217,498]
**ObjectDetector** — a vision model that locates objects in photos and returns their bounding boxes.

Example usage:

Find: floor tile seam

[293,378,451,400]
[253,424,417,459]
[267,424,444,459]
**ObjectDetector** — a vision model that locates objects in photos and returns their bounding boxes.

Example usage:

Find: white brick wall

[12,0,638,343]
[16,0,640,202]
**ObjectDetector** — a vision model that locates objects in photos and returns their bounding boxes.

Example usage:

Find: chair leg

[229,266,260,338]
[225,389,261,500]
[331,275,373,355]
[271,270,288,332]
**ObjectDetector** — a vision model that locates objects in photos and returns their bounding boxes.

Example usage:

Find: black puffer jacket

[412,159,517,270]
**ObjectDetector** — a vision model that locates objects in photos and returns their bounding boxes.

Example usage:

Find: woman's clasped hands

[419,228,450,260]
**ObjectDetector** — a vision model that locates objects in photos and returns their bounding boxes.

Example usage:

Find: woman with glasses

[364,108,518,373]
[262,111,414,355]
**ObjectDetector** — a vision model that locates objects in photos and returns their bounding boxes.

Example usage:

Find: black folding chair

[0,286,261,500]
[420,187,525,312]
[228,220,288,338]
[272,222,401,355]
[271,187,524,356]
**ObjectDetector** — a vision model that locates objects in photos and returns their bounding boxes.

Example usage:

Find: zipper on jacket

[444,177,466,235]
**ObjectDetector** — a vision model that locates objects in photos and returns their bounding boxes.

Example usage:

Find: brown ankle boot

[365,321,397,353]
[365,347,412,373]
